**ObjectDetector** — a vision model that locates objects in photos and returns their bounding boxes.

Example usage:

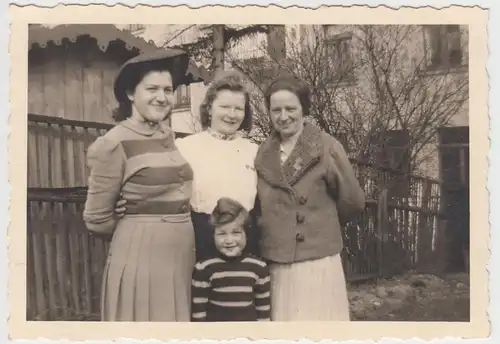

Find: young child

[191,197,271,322]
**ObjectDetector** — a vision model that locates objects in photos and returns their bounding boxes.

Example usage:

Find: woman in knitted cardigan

[254,76,366,321]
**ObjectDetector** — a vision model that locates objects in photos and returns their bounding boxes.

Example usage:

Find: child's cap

[210,197,250,229]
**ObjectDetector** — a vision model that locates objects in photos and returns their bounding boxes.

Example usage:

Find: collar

[207,128,238,141]
[255,122,323,189]
[217,251,247,263]
[121,118,172,137]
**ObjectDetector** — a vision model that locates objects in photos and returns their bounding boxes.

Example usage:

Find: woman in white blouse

[114,70,260,261]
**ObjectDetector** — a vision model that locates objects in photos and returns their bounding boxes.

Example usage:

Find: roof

[28,24,205,83]
[28,24,160,53]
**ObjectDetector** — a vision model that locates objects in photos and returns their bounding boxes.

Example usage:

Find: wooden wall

[27,37,139,188]
[28,37,136,124]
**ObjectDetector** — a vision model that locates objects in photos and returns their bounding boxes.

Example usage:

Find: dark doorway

[438,126,470,272]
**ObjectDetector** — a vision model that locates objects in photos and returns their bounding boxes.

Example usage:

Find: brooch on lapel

[292,157,303,174]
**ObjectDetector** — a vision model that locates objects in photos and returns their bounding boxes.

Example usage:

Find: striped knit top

[83,119,193,234]
[191,254,271,322]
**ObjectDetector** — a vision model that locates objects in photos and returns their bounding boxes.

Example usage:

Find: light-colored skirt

[269,254,350,321]
[101,213,195,322]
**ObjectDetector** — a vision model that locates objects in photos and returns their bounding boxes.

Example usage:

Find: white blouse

[175,131,259,214]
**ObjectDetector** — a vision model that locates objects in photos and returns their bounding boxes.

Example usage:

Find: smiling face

[127,70,174,124]
[209,89,246,136]
[213,218,247,258]
[269,89,305,140]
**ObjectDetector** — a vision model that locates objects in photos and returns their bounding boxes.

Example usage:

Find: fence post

[417,179,435,273]
[376,188,388,278]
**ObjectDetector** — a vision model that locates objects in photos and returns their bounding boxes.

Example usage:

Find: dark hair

[112,60,179,122]
[264,76,311,117]
[210,197,251,231]
[199,70,253,132]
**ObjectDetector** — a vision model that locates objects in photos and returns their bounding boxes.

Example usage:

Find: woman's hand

[114,193,128,218]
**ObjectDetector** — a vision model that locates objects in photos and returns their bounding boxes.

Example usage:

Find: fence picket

[43,203,58,319]
[55,202,70,319]
[67,203,83,317]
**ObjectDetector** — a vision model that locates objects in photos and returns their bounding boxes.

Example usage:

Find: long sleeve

[246,196,262,256]
[254,263,271,321]
[83,136,125,235]
[191,262,210,322]
[324,136,366,224]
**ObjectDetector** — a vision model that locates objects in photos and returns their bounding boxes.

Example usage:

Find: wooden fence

[27,188,108,321]
[26,115,445,320]
[28,113,112,188]
[340,166,443,281]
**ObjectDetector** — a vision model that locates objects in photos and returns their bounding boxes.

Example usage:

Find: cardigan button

[299,196,308,205]
[296,233,305,242]
[296,212,305,224]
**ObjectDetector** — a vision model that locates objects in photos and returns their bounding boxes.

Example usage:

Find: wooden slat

[27,126,39,187]
[90,235,104,312]
[27,202,47,320]
[73,126,85,187]
[55,202,70,319]
[46,124,54,188]
[26,219,35,320]
[30,229,47,320]
[101,61,120,123]
[64,51,84,121]
[42,50,66,118]
[82,128,94,184]
[59,124,69,187]
[28,66,45,114]
[51,125,63,187]
[43,203,58,319]
[83,63,104,123]
[35,123,49,188]
[77,202,93,315]
[67,202,82,317]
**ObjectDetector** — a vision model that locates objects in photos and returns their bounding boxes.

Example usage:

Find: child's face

[214,221,247,258]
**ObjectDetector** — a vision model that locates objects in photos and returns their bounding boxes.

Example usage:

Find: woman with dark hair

[83,49,198,322]
[254,76,366,321]
[114,69,260,262]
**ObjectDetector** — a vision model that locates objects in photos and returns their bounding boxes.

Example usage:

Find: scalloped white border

[3,1,496,343]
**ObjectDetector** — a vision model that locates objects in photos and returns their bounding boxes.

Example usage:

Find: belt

[125,200,191,215]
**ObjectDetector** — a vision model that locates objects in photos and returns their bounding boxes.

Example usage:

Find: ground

[348,272,470,321]
[54,272,470,321]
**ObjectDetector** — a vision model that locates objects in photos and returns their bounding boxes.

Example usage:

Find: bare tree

[168,25,269,82]
[227,25,468,177]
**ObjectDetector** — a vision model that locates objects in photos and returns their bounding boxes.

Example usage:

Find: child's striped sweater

[191,254,271,322]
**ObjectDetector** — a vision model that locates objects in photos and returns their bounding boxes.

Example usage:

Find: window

[266,25,287,61]
[379,129,411,172]
[377,129,411,198]
[438,126,469,186]
[323,28,355,83]
[127,24,146,33]
[174,84,191,109]
[426,25,464,69]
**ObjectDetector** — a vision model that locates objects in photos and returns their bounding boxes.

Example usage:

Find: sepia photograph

[8,4,489,342]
